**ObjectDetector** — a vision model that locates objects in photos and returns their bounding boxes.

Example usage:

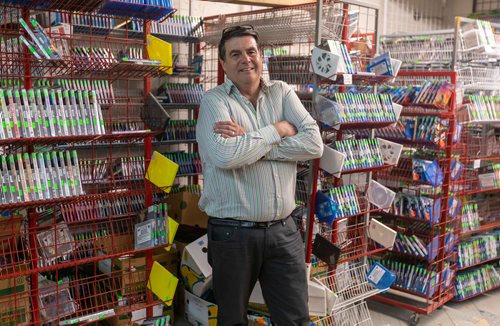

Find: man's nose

[241,53,252,62]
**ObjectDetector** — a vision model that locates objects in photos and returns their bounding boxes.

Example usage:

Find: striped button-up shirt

[196,79,323,222]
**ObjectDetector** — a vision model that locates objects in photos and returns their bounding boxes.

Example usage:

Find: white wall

[443,0,473,27]
[379,0,452,35]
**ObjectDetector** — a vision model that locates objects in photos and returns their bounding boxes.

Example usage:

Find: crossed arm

[196,85,323,169]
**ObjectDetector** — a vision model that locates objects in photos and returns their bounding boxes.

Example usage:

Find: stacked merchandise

[160,120,197,141]
[157,83,203,104]
[57,79,116,105]
[131,15,204,40]
[378,17,499,309]
[162,152,202,176]
[0,1,183,325]
[369,73,460,319]
[455,264,500,301]
[320,93,397,124]
[467,96,499,122]
[451,17,500,302]
[457,233,499,270]
[0,88,105,140]
[98,0,175,21]
[1,150,83,203]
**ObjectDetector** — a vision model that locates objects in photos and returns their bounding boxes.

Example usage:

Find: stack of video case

[0,150,84,204]
[0,88,106,140]
[60,194,147,223]
[58,79,116,105]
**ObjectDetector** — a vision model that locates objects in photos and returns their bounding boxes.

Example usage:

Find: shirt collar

[223,78,272,95]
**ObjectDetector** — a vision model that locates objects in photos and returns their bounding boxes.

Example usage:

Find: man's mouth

[240,67,254,72]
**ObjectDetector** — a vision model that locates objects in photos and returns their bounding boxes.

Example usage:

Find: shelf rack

[0,2,189,324]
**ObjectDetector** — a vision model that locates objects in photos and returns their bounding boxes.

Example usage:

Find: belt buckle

[257,221,273,228]
[240,221,255,228]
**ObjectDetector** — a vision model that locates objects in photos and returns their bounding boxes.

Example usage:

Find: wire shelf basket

[268,55,315,85]
[203,2,356,47]
[458,67,500,90]
[318,221,387,263]
[380,30,456,70]
[314,261,382,310]
[312,300,373,326]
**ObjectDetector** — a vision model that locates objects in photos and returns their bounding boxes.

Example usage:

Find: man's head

[218,25,263,89]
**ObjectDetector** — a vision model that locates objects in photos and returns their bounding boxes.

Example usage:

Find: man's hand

[214,117,246,138]
[273,121,297,138]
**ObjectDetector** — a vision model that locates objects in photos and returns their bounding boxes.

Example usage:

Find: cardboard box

[249,279,336,317]
[0,296,30,326]
[0,267,30,326]
[166,192,208,228]
[180,235,212,297]
[113,248,179,296]
[109,304,143,326]
[0,271,28,298]
[95,233,134,255]
[110,303,168,326]
[184,289,217,326]
[0,215,23,253]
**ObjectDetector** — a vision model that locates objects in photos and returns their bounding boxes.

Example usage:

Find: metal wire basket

[312,300,373,326]
[203,2,356,47]
[314,260,382,310]
[458,67,500,90]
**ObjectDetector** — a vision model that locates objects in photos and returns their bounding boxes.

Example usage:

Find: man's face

[220,35,262,88]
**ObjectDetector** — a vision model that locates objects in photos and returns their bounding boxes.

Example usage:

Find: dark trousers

[207,216,309,326]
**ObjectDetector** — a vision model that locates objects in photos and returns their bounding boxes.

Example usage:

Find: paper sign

[145,151,179,193]
[148,261,178,306]
[165,216,179,252]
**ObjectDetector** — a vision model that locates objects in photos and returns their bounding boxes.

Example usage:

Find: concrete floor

[174,288,499,325]
[369,290,500,326]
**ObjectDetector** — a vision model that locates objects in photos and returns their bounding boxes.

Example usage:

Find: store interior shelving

[0,0,199,324]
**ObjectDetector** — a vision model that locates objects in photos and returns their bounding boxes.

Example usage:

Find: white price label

[136,224,152,244]
[367,265,385,285]
[473,159,481,169]
[343,74,352,85]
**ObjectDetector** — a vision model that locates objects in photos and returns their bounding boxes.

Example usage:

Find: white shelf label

[368,264,385,285]
[343,74,352,85]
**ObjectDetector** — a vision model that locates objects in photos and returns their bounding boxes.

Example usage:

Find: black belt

[208,216,289,229]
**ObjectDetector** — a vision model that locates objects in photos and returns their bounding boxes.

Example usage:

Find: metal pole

[304,0,323,263]
[451,16,460,71]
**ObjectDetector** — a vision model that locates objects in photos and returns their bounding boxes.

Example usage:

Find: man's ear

[219,58,227,73]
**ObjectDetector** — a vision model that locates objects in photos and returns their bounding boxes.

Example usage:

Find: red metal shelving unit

[460,221,500,236]
[370,71,459,322]
[452,81,500,298]
[456,256,500,271]
[0,3,181,324]
[453,284,500,302]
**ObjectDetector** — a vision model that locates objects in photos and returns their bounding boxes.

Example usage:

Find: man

[196,25,323,326]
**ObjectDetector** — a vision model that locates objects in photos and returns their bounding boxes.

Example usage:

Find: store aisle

[369,290,500,326]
